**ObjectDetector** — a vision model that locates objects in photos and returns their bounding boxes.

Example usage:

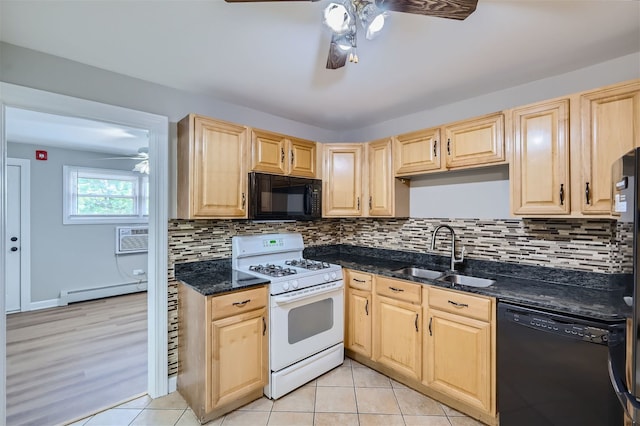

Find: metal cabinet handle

[262,317,267,336]
[389,286,404,292]
[448,300,469,308]
[233,299,251,307]
[559,184,565,206]
[353,278,366,283]
[428,317,433,336]
[433,141,437,157]
[10,237,18,242]
[447,138,451,155]
[585,182,590,205]
[357,197,360,210]
[291,150,295,165]
[10,247,18,252]
[281,148,285,163]
[369,196,372,210]
[365,299,369,316]
[415,313,419,332]
[242,192,246,208]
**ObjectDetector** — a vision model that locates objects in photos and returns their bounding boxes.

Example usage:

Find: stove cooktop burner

[249,264,298,277]
[284,259,332,271]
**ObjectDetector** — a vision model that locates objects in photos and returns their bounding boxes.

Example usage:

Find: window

[64,166,148,224]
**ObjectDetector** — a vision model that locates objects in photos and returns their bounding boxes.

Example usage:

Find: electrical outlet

[133,269,145,276]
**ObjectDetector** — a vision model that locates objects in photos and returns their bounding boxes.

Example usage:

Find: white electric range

[232,233,344,399]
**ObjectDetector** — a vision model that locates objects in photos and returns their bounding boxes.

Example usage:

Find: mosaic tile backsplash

[167,217,632,376]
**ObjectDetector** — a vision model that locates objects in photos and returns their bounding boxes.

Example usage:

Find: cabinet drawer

[348,270,373,291]
[428,287,492,322]
[210,286,268,320]
[376,276,421,304]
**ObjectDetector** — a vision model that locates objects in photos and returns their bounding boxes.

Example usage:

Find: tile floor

[67,358,485,426]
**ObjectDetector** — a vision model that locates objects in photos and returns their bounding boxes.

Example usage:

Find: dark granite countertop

[175,259,270,296]
[304,245,632,322]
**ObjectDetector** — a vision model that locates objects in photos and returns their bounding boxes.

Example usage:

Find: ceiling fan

[224,0,478,69]
[101,147,149,174]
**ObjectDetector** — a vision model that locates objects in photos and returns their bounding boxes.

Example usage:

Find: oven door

[270,281,344,372]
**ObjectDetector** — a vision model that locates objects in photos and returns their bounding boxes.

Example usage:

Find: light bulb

[324,3,351,34]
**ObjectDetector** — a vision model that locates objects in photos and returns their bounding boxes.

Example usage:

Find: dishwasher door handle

[608,339,640,421]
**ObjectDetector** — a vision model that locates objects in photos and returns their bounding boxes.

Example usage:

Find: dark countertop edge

[175,259,270,297]
[304,245,631,322]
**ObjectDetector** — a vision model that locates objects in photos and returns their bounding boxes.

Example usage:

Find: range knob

[291,280,299,289]
[323,274,330,281]
[330,272,337,280]
[282,282,290,291]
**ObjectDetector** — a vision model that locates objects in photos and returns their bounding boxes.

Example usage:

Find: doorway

[0,82,169,423]
[5,158,30,314]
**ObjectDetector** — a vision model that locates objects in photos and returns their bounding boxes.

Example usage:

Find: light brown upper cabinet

[394,127,442,176]
[510,99,571,216]
[394,113,505,177]
[443,112,505,169]
[367,138,410,217]
[323,141,409,218]
[580,80,640,214]
[323,144,364,217]
[177,114,249,219]
[251,129,317,178]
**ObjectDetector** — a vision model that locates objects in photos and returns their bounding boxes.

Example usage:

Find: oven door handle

[273,282,343,305]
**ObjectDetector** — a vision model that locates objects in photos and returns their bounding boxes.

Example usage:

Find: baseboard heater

[59,281,147,305]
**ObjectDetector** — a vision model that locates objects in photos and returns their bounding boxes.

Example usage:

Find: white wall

[409,165,510,219]
[8,142,147,303]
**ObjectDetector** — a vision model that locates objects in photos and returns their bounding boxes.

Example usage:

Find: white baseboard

[168,375,177,393]
[59,281,148,305]
[28,298,62,311]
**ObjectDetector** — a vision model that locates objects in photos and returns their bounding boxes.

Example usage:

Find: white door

[6,158,29,313]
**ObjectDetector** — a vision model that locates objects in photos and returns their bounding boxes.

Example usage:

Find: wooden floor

[6,292,148,426]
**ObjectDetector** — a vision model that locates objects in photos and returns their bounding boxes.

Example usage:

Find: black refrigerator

[609,147,640,424]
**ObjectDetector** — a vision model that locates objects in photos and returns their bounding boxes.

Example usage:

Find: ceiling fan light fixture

[323,2,352,34]
[357,2,386,40]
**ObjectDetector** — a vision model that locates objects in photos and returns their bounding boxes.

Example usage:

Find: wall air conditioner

[115,226,148,254]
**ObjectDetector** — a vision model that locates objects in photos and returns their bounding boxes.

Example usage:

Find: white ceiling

[1,0,639,133]
[6,107,149,156]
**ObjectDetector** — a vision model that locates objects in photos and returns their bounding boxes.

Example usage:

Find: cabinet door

[367,138,394,216]
[289,137,317,178]
[394,128,442,175]
[511,99,570,215]
[444,113,505,169]
[189,116,248,218]
[323,144,364,217]
[251,129,287,175]
[373,295,421,380]
[346,288,372,358]
[425,309,492,413]
[210,307,268,410]
[581,81,640,213]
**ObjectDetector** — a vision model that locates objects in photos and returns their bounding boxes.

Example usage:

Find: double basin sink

[392,267,496,288]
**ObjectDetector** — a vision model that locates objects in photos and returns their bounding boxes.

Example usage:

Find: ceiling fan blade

[375,0,478,20]
[326,34,349,70]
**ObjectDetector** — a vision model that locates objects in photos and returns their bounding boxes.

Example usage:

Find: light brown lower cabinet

[345,270,373,358]
[424,287,496,417]
[344,270,497,425]
[372,276,422,381]
[178,284,268,423]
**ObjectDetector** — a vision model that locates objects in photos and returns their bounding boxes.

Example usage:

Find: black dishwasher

[497,302,625,426]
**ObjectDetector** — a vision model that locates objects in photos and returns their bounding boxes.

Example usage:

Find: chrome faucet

[430,224,465,272]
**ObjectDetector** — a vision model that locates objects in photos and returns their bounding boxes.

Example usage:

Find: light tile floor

[66,358,485,426]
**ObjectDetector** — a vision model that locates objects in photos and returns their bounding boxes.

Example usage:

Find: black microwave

[248,172,322,220]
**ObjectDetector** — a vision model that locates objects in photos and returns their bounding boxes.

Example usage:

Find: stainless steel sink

[392,267,444,280]
[437,273,496,288]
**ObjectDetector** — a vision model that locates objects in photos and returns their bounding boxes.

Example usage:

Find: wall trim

[28,298,61,311]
